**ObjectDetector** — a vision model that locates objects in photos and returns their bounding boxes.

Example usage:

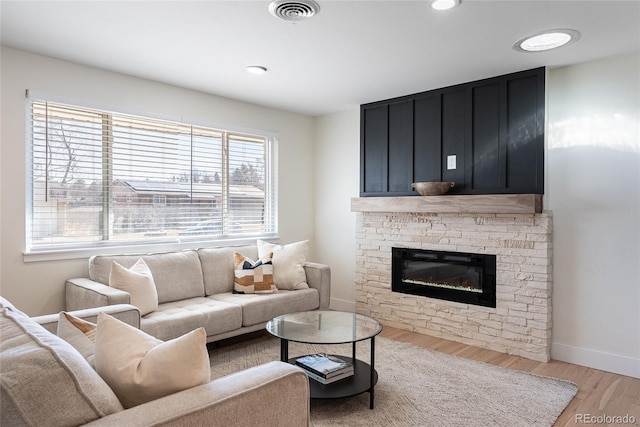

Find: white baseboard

[552,342,640,379]
[329,297,356,312]
[320,301,640,378]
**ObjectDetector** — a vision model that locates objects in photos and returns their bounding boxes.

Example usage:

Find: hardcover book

[295,353,353,378]
[302,368,354,384]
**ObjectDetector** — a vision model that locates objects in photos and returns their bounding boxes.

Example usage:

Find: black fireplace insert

[391,248,496,308]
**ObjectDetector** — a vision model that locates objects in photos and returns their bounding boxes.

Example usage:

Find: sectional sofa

[0,297,310,426]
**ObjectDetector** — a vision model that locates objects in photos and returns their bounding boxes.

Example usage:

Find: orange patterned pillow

[233,252,277,294]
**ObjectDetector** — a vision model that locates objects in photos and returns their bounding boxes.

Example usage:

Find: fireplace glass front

[392,248,496,308]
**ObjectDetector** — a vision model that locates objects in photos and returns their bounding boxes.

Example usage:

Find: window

[27,99,277,253]
[152,195,167,207]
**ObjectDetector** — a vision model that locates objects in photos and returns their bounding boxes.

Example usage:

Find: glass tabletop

[266,310,383,345]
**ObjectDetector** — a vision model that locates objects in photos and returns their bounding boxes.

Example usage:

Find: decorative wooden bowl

[411,182,455,196]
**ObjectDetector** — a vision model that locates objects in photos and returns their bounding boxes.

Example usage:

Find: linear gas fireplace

[392,248,496,308]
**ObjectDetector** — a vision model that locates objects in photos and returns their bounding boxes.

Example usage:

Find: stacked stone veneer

[355,211,553,362]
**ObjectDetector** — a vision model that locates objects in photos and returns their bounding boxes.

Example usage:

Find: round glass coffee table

[266,310,383,409]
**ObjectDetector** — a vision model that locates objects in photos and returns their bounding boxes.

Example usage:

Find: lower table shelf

[289,356,378,400]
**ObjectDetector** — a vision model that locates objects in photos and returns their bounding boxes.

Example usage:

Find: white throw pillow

[257,239,309,290]
[57,312,97,367]
[94,312,210,408]
[109,258,158,316]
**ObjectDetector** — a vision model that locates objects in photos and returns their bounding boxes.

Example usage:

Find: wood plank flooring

[380,326,640,426]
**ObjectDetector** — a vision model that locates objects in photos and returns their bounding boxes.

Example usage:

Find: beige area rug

[208,334,578,427]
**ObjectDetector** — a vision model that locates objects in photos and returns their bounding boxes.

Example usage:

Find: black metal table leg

[280,339,288,362]
[370,336,375,409]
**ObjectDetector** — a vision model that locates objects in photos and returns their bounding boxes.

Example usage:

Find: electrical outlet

[447,155,457,170]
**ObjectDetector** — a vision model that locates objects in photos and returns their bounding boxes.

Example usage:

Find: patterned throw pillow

[233,252,277,294]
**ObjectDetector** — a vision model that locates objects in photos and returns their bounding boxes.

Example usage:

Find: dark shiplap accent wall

[360,67,545,196]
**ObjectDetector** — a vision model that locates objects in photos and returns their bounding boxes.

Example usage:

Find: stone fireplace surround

[351,197,552,362]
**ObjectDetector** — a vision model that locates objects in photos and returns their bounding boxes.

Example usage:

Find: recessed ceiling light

[513,29,581,53]
[431,0,460,11]
[246,65,268,75]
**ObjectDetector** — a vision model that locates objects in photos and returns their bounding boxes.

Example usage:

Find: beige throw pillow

[233,252,277,294]
[257,239,309,290]
[109,258,158,315]
[94,312,210,408]
[57,312,97,367]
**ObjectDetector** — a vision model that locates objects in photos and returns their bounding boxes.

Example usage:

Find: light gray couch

[0,297,310,427]
[65,244,331,342]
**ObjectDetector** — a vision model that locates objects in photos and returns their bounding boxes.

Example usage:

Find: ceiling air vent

[268,0,320,22]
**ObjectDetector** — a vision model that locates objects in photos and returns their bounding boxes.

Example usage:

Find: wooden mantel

[350,194,542,214]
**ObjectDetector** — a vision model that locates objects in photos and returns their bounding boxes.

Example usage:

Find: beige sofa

[65,244,331,342]
[0,297,310,427]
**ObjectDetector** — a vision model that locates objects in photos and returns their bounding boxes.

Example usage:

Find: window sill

[23,234,279,263]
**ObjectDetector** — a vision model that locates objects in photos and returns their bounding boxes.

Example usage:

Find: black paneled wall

[360,67,545,196]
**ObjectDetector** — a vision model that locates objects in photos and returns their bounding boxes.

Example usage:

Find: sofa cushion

[95,313,210,409]
[209,289,320,326]
[0,298,123,427]
[89,250,205,304]
[233,252,277,294]
[140,297,243,341]
[57,312,97,367]
[109,259,158,315]
[198,245,258,295]
[257,240,309,290]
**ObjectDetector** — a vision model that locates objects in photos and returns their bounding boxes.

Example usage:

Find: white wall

[313,109,360,311]
[546,52,640,378]
[312,53,640,377]
[0,46,315,316]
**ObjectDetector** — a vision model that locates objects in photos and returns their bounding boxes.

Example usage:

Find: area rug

[208,335,577,427]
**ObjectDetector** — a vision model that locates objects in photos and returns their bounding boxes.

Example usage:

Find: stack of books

[295,353,354,384]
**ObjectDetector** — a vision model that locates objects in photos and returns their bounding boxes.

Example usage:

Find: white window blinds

[28,100,277,252]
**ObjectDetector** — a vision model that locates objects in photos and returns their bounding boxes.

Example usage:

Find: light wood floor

[380,326,640,427]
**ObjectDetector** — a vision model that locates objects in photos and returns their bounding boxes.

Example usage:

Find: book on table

[295,353,354,379]
[302,367,354,385]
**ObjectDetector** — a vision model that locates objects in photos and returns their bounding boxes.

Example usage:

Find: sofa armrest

[84,361,310,427]
[66,277,130,311]
[32,304,141,334]
[304,262,331,309]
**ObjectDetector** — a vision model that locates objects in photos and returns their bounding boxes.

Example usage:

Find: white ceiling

[1,1,639,116]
